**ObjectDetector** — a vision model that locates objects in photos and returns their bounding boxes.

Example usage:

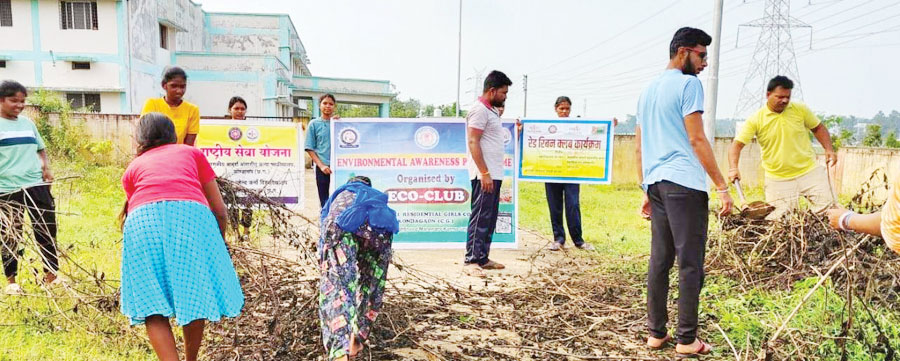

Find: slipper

[464,264,486,278]
[4,283,23,296]
[676,339,712,359]
[647,334,672,350]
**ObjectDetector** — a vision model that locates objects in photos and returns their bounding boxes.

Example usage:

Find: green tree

[440,102,467,117]
[389,97,421,118]
[335,103,378,118]
[421,102,467,118]
[862,124,883,147]
[885,131,900,148]
[821,115,854,149]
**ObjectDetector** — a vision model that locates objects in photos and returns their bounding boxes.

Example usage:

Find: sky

[203,0,900,120]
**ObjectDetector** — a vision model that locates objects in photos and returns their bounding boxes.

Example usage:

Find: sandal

[676,339,712,359]
[647,334,672,350]
[464,264,486,278]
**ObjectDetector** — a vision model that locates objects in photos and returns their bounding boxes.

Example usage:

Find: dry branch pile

[209,179,665,360]
[707,169,900,360]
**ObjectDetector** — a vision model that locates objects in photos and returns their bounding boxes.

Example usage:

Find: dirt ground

[284,172,576,290]
[271,173,649,360]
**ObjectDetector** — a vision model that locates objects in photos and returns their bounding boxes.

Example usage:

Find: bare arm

[183,134,197,147]
[306,150,332,174]
[685,112,733,216]
[826,208,882,236]
[635,125,643,184]
[727,141,746,182]
[811,124,837,166]
[635,125,651,219]
[467,127,494,193]
[38,149,54,183]
[202,179,229,238]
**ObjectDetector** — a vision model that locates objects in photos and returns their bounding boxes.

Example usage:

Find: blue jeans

[544,183,584,246]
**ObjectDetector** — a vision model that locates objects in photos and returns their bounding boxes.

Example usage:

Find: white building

[0,0,395,117]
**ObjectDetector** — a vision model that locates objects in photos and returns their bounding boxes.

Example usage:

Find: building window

[66,93,101,112]
[0,61,6,68]
[159,24,168,49]
[60,1,98,30]
[0,0,12,27]
[71,61,90,70]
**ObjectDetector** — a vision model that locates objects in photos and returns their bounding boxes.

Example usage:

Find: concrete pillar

[379,102,390,118]
[312,98,320,119]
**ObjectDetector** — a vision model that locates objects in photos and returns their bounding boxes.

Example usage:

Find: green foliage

[885,131,900,148]
[420,102,467,118]
[518,183,900,359]
[822,115,855,149]
[863,124,884,147]
[25,89,114,164]
[0,163,151,360]
[335,103,379,118]
[440,102,467,117]
[389,97,421,118]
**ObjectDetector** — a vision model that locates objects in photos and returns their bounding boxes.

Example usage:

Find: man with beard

[636,27,733,357]
[728,76,836,220]
[464,70,512,278]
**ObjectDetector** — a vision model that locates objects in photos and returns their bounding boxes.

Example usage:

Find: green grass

[517,182,900,360]
[3,163,897,360]
[0,162,153,361]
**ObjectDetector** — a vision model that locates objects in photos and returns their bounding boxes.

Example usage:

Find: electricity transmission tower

[734,0,812,117]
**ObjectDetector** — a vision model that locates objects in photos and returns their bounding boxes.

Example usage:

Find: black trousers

[315,166,331,208]
[0,185,59,278]
[545,182,584,246]
[646,181,708,345]
[465,179,502,265]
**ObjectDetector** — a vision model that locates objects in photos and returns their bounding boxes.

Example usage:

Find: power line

[527,0,686,76]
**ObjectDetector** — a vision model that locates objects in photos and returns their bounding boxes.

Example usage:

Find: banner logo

[414,126,440,150]
[246,127,261,142]
[339,127,360,149]
[228,127,243,141]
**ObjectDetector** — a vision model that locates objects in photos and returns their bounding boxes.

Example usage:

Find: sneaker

[4,283,23,296]
[576,243,595,251]
[548,242,563,251]
[480,260,506,270]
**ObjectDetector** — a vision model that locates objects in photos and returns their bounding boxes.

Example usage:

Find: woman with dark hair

[546,96,594,251]
[228,96,247,120]
[120,112,243,361]
[306,94,338,207]
[227,96,252,239]
[317,176,398,361]
[141,67,201,145]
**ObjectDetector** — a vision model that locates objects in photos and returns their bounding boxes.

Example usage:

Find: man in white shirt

[464,70,512,277]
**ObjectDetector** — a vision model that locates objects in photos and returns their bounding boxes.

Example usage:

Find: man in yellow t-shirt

[140,67,200,145]
[728,76,836,219]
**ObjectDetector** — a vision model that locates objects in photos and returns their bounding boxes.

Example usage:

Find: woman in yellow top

[827,177,900,255]
[141,67,200,146]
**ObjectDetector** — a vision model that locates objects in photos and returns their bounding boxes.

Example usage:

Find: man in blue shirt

[636,27,733,357]
[305,94,337,208]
